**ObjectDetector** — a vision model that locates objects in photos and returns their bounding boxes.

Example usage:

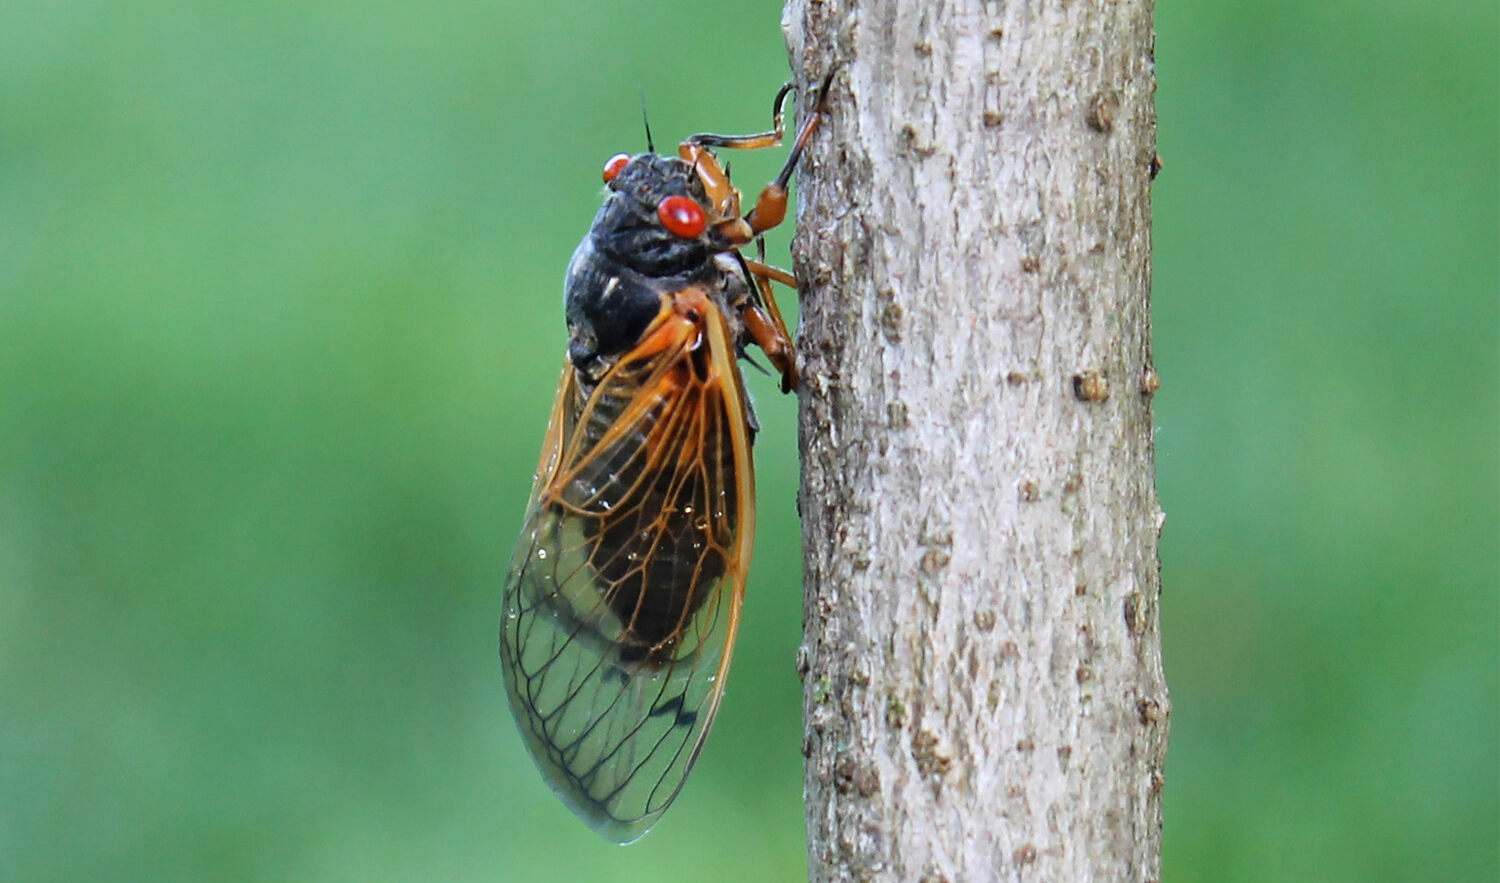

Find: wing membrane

[500,293,755,843]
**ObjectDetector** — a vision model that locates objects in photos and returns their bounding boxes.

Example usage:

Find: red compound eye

[602,153,631,183]
[658,195,706,239]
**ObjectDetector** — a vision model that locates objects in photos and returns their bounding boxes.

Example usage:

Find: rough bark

[781,2,1167,881]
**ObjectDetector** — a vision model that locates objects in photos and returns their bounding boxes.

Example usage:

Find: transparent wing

[500,292,755,843]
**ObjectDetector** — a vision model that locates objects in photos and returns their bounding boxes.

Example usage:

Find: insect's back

[499,76,827,841]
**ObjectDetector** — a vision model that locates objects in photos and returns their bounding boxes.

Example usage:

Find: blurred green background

[1,0,1493,880]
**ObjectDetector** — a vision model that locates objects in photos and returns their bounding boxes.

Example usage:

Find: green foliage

[1,1,1493,880]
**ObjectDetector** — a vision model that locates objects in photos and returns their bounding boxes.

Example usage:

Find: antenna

[638,88,656,153]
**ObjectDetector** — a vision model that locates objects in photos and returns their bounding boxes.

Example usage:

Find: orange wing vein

[500,289,755,843]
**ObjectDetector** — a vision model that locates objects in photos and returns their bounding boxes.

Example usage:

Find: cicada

[500,76,831,843]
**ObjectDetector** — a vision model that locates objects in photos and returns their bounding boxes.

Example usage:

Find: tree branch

[783,1,1167,880]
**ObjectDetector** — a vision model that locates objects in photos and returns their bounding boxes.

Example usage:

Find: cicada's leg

[679,85,792,220]
[685,83,794,151]
[742,299,797,394]
[694,73,835,247]
[742,257,796,289]
[740,71,834,238]
[679,145,739,221]
[740,244,799,393]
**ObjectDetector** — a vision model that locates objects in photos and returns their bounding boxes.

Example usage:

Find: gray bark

[781,2,1167,881]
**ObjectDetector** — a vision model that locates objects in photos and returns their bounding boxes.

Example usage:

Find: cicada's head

[589,152,721,279]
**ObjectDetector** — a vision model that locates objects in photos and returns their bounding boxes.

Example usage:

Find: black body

[562,153,736,378]
[556,151,759,653]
